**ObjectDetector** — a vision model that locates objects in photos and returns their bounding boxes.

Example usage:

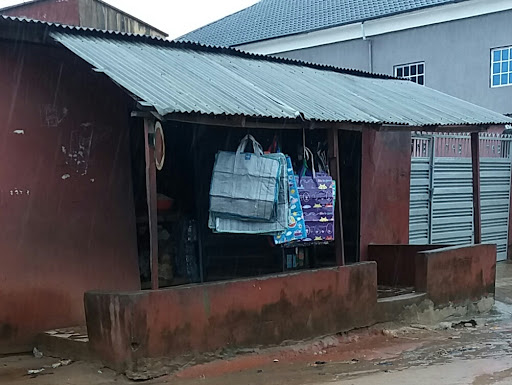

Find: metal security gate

[410,133,512,261]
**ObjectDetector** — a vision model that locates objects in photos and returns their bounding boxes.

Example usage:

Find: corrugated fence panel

[409,157,430,244]
[431,158,474,245]
[481,158,511,261]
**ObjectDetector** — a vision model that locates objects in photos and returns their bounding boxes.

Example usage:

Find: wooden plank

[380,124,490,133]
[328,127,345,266]
[192,126,205,283]
[144,118,159,289]
[471,132,482,244]
[165,113,362,131]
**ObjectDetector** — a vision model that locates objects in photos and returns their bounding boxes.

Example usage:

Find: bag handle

[297,146,317,187]
[236,134,263,156]
[304,147,316,179]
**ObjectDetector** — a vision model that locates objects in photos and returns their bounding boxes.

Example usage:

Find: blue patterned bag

[274,156,307,244]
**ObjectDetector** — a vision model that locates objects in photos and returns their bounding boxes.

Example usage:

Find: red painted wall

[367,244,450,287]
[85,264,378,374]
[2,0,80,25]
[359,129,411,261]
[0,42,140,353]
[416,244,496,305]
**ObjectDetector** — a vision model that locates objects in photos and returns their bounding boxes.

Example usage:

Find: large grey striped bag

[209,152,289,235]
[209,135,281,221]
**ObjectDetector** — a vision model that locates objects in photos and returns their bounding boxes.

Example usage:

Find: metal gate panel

[430,158,474,245]
[481,158,511,261]
[409,157,430,244]
[410,133,512,261]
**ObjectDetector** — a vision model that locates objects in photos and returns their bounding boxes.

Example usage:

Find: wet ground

[3,262,512,385]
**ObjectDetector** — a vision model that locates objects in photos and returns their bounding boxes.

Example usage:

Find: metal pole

[471,132,482,244]
[144,118,159,289]
[328,127,345,265]
[428,135,436,244]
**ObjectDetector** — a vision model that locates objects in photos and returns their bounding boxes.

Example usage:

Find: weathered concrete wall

[85,263,378,373]
[368,244,450,287]
[78,0,166,37]
[416,244,496,305]
[0,41,140,353]
[359,129,411,261]
[2,0,80,25]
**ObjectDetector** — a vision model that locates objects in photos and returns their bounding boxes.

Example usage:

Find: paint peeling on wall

[9,189,30,196]
[62,123,94,176]
[40,105,68,127]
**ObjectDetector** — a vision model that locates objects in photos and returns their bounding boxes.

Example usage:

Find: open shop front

[131,117,363,289]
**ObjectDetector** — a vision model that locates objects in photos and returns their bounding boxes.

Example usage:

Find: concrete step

[36,326,94,362]
[376,292,427,323]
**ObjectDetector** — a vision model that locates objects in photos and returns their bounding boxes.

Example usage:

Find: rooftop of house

[179,0,470,47]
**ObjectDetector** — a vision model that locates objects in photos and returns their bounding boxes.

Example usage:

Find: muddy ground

[2,262,512,385]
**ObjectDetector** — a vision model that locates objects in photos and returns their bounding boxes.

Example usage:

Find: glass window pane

[494,50,501,62]
[494,63,501,74]
[509,73,512,84]
[503,62,509,72]
[404,67,410,76]
[418,63,424,74]
[502,73,508,84]
[396,67,403,77]
[493,75,501,86]
[418,75,424,85]
[411,65,417,75]
[503,49,510,60]
[410,76,417,83]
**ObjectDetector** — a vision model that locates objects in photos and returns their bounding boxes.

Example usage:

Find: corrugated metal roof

[48,31,512,127]
[179,0,469,47]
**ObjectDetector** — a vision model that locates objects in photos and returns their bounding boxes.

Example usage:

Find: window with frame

[394,62,425,85]
[491,46,512,87]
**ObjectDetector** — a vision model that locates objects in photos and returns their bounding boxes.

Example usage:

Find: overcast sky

[0,0,259,38]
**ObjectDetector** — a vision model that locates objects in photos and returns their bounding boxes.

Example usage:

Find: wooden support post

[192,126,205,283]
[144,118,159,289]
[328,127,345,266]
[471,132,482,244]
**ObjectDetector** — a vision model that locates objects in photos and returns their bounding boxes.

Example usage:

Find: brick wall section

[84,263,378,373]
[416,244,496,305]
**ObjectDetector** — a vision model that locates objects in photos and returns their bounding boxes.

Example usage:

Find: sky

[0,0,260,38]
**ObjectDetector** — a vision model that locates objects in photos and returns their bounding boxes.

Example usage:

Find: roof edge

[231,1,466,47]
[0,14,400,81]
